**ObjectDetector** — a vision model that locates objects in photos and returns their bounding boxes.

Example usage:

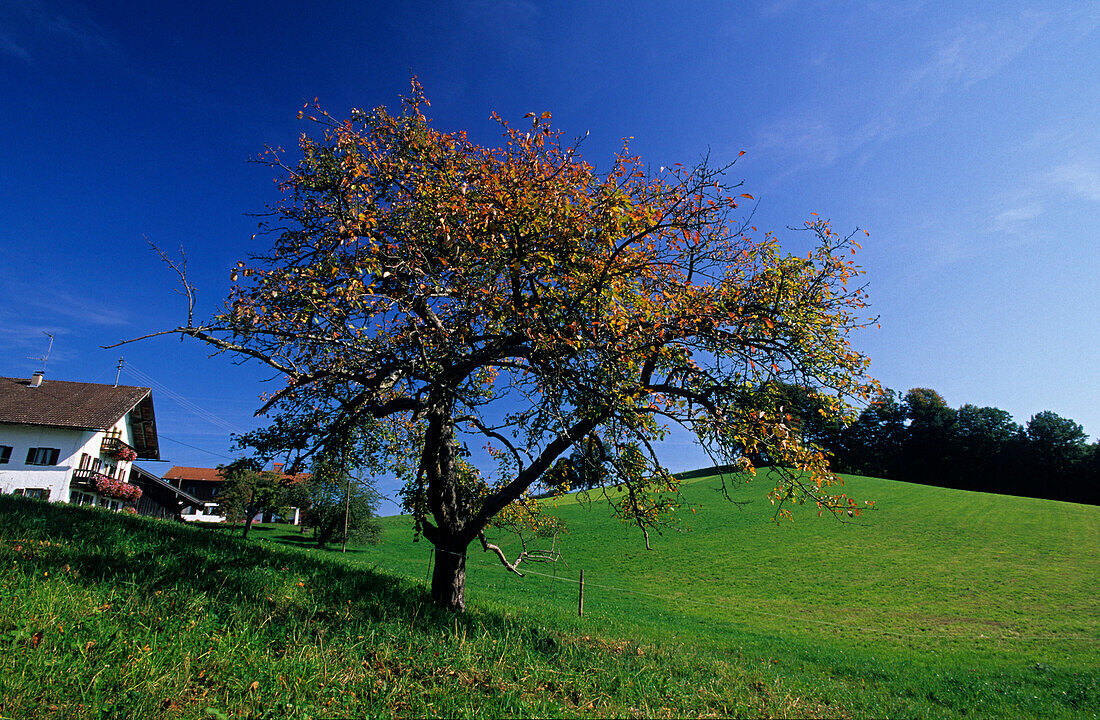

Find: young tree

[218,459,293,538]
[303,467,381,549]
[139,83,876,610]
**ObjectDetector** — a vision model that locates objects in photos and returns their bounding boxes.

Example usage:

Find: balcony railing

[72,468,114,486]
[101,436,138,461]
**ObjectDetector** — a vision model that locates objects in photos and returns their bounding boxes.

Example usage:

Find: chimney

[273,463,284,474]
[29,371,44,388]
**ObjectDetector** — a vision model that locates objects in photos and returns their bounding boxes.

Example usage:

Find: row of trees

[777,385,1097,504]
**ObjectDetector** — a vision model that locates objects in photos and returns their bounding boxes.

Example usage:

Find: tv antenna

[28,332,54,372]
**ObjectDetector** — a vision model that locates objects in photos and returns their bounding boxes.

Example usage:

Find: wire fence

[414,546,1097,644]
[115,363,1096,646]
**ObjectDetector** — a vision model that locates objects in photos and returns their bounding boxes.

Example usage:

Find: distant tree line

[771,385,1098,505]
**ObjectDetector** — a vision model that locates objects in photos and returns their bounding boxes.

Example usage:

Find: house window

[70,490,95,506]
[25,447,61,466]
[13,488,49,500]
[0,445,12,463]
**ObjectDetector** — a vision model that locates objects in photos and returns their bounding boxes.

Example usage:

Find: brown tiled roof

[164,466,225,483]
[0,376,151,431]
[163,465,311,484]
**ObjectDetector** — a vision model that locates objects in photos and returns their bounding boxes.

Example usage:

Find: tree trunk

[430,541,468,611]
[241,508,256,538]
[317,520,337,549]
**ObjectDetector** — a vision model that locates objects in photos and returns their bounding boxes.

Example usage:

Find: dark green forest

[696,385,1098,505]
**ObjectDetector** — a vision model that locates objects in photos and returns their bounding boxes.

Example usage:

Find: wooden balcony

[71,467,142,501]
[99,437,135,452]
[72,467,113,487]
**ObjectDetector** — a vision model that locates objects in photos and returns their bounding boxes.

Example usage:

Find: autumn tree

[142,83,876,610]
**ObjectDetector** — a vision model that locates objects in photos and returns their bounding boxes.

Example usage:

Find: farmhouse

[161,465,229,522]
[162,463,308,524]
[0,373,161,510]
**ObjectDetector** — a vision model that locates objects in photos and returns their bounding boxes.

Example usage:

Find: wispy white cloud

[30,291,128,326]
[462,0,540,55]
[905,11,1051,92]
[0,0,117,64]
[990,202,1044,234]
[1046,161,1100,203]
[759,0,798,19]
[753,117,840,169]
[866,9,1053,155]
[0,273,128,330]
[0,31,29,61]
[752,8,1055,181]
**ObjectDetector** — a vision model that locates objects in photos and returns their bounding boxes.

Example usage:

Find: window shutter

[26,448,37,464]
[49,448,60,465]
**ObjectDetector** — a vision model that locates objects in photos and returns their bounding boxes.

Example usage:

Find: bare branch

[148,240,197,328]
[477,531,525,576]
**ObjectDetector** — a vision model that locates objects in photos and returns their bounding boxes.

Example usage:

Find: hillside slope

[2,471,1098,718]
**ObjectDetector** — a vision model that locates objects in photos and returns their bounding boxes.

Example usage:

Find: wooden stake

[578,569,584,617]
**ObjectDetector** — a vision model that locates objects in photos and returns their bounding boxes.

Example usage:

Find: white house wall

[0,413,140,502]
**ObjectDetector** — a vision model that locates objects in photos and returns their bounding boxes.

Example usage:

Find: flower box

[93,476,142,502]
[108,446,138,462]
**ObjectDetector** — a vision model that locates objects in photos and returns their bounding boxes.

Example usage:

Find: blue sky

[2,1,1098,513]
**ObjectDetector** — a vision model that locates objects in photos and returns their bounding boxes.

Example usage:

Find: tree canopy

[218,460,296,538]
[157,82,877,610]
[305,456,382,550]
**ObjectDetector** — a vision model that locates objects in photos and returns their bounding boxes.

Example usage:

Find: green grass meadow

[1,471,1097,718]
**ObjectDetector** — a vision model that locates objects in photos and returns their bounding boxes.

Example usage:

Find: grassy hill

[1,470,1097,718]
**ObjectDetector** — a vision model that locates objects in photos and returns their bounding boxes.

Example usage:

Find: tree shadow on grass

[0,496,565,654]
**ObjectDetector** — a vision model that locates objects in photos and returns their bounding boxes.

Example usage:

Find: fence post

[578,568,584,617]
[426,547,434,583]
